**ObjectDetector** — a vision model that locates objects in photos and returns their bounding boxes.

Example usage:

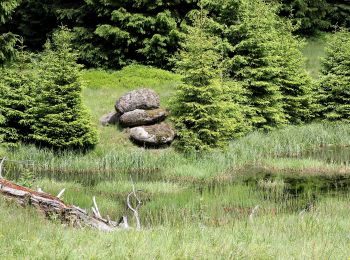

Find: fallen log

[0,178,129,231]
[0,157,145,231]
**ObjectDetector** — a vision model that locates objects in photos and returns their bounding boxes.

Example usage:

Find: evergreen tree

[0,51,35,146]
[274,21,316,124]
[171,10,246,152]
[8,0,57,50]
[327,0,350,29]
[26,28,98,150]
[228,1,288,130]
[0,0,21,23]
[0,0,21,65]
[70,0,197,68]
[318,29,350,123]
[207,0,314,129]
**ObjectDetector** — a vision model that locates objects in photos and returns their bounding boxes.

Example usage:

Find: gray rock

[99,111,119,126]
[119,108,168,127]
[116,88,160,114]
[129,123,175,147]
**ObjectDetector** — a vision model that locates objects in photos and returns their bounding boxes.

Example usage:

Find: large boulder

[129,123,175,147]
[116,88,160,114]
[119,108,168,127]
[99,111,119,126]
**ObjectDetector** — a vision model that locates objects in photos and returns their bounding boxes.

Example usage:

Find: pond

[302,145,350,165]
[2,146,350,227]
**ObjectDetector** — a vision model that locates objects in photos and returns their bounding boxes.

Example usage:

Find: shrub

[274,22,316,124]
[208,0,315,129]
[227,1,288,130]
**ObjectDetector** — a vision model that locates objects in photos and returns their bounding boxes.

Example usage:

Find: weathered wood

[127,177,142,230]
[0,178,129,232]
[0,157,5,178]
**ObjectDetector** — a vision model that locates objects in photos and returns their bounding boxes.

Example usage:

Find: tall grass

[1,193,350,259]
[2,122,349,184]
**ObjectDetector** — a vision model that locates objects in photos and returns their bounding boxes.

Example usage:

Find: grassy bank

[1,193,350,259]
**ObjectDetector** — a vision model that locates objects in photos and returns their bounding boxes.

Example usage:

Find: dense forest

[1,0,350,68]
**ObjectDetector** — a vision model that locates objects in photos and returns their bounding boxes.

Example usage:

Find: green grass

[1,194,350,259]
[82,64,181,106]
[80,65,181,151]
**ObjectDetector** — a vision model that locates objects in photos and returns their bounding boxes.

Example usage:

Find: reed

[1,191,350,259]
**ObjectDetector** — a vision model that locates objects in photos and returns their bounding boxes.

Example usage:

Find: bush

[226,1,288,130]
[274,22,316,124]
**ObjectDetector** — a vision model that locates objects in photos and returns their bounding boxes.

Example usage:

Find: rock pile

[100,88,175,147]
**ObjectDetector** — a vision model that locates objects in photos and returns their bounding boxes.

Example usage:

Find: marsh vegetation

[1,64,349,259]
[1,0,350,259]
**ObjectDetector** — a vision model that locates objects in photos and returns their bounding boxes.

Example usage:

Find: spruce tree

[274,21,316,124]
[0,52,35,146]
[209,0,315,129]
[171,10,246,152]
[228,1,288,131]
[0,0,21,65]
[26,28,98,150]
[274,0,330,35]
[318,29,350,123]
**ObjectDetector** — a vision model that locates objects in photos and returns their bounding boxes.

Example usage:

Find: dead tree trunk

[0,157,144,231]
[0,178,129,232]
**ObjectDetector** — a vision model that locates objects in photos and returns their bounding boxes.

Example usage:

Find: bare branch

[92,207,98,218]
[57,188,65,199]
[0,157,6,179]
[127,176,142,230]
[92,196,102,219]
[118,216,130,229]
[249,205,260,223]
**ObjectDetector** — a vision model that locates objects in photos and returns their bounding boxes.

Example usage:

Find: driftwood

[127,177,142,230]
[0,157,5,178]
[0,158,141,232]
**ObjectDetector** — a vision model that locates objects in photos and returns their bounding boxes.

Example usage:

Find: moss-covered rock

[115,88,160,114]
[120,108,168,127]
[129,123,175,147]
